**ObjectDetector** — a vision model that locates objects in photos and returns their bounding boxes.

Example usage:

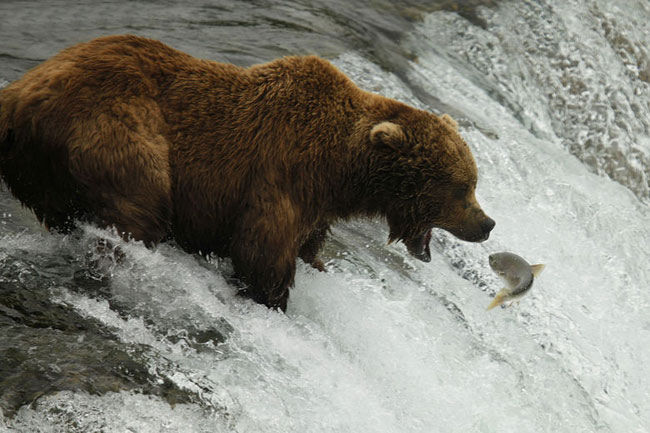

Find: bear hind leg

[68,110,172,246]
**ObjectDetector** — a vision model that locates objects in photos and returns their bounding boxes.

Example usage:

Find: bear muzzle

[451,215,495,242]
[480,217,496,238]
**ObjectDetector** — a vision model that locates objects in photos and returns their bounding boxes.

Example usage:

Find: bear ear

[441,113,458,131]
[370,122,406,150]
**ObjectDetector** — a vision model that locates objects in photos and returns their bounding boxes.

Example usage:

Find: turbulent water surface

[1,1,650,432]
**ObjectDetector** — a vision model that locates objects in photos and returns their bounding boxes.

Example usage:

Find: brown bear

[0,35,495,311]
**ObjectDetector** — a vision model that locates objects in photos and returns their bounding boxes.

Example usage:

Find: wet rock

[0,253,200,417]
[164,320,234,353]
[398,0,501,28]
[0,324,197,417]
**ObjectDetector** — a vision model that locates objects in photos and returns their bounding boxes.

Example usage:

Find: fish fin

[487,289,509,311]
[530,264,545,278]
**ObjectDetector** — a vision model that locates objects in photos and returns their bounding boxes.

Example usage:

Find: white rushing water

[2,1,650,432]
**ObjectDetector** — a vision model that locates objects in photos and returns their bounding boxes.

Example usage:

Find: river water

[1,1,649,432]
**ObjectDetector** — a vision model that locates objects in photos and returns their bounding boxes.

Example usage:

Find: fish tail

[487,290,508,310]
[531,264,545,278]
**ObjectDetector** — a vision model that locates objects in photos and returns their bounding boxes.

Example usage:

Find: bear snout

[467,214,495,242]
[446,210,495,243]
[481,217,496,238]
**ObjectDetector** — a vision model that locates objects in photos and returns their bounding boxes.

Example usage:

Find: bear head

[366,110,495,262]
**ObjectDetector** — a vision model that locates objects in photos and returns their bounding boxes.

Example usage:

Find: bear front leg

[299,223,329,272]
[231,244,296,312]
[230,207,299,312]
[237,259,296,312]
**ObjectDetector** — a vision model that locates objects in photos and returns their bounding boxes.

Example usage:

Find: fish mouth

[404,229,433,262]
[488,254,502,271]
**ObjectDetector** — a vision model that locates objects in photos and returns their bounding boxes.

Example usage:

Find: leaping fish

[487,252,544,310]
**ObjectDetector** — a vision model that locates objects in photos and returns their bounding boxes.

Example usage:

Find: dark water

[1,1,649,432]
[0,1,493,81]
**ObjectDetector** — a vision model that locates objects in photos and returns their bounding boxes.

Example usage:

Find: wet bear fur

[0,35,494,311]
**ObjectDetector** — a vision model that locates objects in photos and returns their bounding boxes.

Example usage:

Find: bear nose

[481,217,495,235]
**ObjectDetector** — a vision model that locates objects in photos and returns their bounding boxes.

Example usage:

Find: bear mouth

[452,228,490,243]
[405,229,432,263]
